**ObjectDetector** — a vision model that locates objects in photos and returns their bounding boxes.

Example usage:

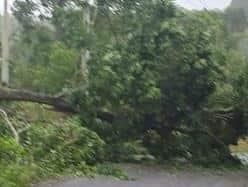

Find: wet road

[36,165,248,187]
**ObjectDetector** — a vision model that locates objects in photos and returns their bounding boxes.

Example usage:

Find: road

[35,164,248,187]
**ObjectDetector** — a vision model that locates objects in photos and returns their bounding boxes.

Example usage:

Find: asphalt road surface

[36,165,248,187]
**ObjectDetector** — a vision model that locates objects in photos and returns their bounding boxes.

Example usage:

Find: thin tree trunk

[81,2,90,82]
[1,0,10,86]
[80,49,90,88]
[79,1,97,88]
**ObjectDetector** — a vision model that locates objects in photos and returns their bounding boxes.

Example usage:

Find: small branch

[17,122,32,134]
[202,106,237,114]
[166,126,240,162]
[0,108,19,144]
[161,126,231,154]
[53,87,83,98]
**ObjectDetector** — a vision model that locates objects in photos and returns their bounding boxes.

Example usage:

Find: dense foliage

[0,0,248,186]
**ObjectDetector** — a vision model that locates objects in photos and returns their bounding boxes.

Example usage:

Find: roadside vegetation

[0,0,248,186]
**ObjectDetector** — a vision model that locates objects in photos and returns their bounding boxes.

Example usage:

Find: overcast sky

[0,0,232,14]
[175,0,232,10]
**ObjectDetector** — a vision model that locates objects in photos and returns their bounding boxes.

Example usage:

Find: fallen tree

[0,87,115,122]
[0,87,242,163]
[0,87,76,113]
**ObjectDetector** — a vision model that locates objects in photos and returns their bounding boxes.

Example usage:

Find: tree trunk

[1,0,10,85]
[0,87,76,113]
[0,87,115,122]
[79,1,95,88]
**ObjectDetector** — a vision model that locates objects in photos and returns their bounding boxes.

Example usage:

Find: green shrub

[0,137,35,187]
[0,137,25,164]
[0,164,36,187]
[23,117,105,173]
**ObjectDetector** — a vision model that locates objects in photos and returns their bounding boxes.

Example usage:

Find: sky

[0,0,232,14]
[175,0,232,10]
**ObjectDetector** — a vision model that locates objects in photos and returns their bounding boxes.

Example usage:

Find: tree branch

[168,126,229,151]
[160,126,235,158]
[0,87,77,113]
[0,87,115,122]
[0,108,19,144]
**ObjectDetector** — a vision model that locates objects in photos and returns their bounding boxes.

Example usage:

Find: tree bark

[1,0,10,85]
[0,87,76,113]
[0,87,115,122]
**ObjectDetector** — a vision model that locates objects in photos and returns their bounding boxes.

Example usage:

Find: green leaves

[0,137,24,163]
[9,0,248,165]
[25,117,105,168]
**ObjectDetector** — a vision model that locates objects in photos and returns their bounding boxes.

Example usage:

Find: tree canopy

[0,1,248,185]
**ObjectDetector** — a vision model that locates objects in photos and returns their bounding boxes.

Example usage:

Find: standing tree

[1,0,10,86]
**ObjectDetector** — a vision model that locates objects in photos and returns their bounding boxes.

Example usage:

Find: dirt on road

[35,164,248,187]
